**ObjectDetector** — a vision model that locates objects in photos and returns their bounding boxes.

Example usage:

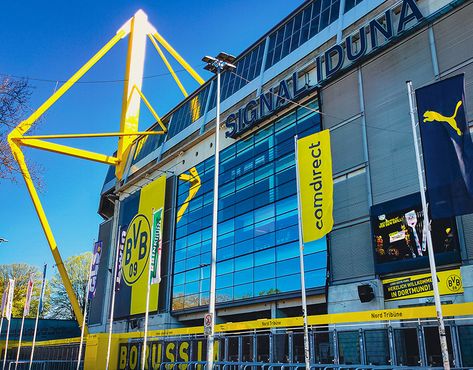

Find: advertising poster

[371,193,460,274]
[383,268,463,301]
[114,175,166,318]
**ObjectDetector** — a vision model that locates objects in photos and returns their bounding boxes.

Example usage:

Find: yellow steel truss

[7,9,204,332]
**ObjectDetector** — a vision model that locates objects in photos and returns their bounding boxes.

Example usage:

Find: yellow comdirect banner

[122,175,166,315]
[382,268,463,301]
[297,130,334,243]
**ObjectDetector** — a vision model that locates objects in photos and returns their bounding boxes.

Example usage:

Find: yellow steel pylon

[7,9,204,332]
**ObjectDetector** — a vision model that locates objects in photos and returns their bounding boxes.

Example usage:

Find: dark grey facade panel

[89,218,113,325]
[362,31,434,205]
[330,221,374,282]
[333,172,369,225]
[330,118,365,174]
[321,70,360,128]
[434,4,473,75]
[461,214,473,262]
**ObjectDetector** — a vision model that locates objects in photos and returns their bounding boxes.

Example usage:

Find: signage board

[382,268,463,301]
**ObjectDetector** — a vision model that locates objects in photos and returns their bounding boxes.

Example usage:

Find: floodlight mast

[202,52,236,370]
[7,9,205,335]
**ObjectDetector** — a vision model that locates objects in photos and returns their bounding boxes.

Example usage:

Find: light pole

[202,52,236,370]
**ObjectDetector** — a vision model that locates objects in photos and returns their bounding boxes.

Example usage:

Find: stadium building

[8,0,473,368]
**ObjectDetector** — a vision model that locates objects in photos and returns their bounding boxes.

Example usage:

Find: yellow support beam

[19,131,165,140]
[148,34,188,97]
[14,30,128,138]
[8,141,87,334]
[17,138,119,165]
[116,10,148,179]
[152,31,205,85]
[131,85,167,133]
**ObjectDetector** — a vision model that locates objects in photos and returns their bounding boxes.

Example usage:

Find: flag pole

[141,241,153,370]
[29,264,47,370]
[407,81,450,370]
[105,228,121,370]
[294,135,311,370]
[3,279,14,370]
[77,258,94,370]
[14,303,27,370]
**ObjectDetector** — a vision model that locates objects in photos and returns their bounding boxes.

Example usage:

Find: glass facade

[265,0,340,69]
[172,100,327,311]
[344,0,365,13]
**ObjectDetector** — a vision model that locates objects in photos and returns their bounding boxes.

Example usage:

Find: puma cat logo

[423,100,463,136]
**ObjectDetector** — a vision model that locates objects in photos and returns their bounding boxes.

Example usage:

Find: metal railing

[0,360,82,370]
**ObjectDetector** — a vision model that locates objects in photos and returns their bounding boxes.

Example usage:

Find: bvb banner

[382,268,463,301]
[115,175,166,317]
[297,130,334,243]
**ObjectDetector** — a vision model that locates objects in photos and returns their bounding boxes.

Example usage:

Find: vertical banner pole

[2,279,14,370]
[407,81,450,370]
[207,65,221,370]
[2,316,11,370]
[77,258,94,370]
[141,240,153,370]
[14,312,26,370]
[29,265,47,370]
[294,135,311,370]
[106,229,122,370]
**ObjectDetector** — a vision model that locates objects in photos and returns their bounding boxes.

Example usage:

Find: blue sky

[0,0,303,269]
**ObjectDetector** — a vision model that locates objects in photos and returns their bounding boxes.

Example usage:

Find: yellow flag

[297,130,334,243]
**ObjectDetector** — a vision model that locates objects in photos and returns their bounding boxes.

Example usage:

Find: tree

[0,76,41,183]
[0,264,50,318]
[49,252,92,320]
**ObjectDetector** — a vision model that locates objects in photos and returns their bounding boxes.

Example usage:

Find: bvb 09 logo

[446,274,462,293]
[122,214,151,285]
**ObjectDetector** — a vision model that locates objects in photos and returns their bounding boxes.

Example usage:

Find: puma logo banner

[415,74,473,218]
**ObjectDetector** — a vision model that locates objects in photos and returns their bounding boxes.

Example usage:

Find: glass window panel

[255,162,274,182]
[234,268,253,285]
[185,280,200,294]
[304,252,327,271]
[234,283,254,299]
[217,259,234,274]
[201,252,211,265]
[254,232,276,251]
[276,179,297,200]
[309,16,320,38]
[235,239,254,256]
[173,284,184,295]
[275,152,295,172]
[254,218,275,237]
[254,204,275,223]
[218,218,234,236]
[175,248,186,262]
[185,268,200,283]
[254,248,276,266]
[276,224,299,244]
[235,225,254,243]
[216,287,233,303]
[276,241,299,261]
[330,0,340,24]
[217,245,234,261]
[217,272,233,288]
[218,231,234,248]
[186,256,200,270]
[235,210,254,229]
[276,274,301,292]
[174,272,185,286]
[322,0,332,10]
[254,263,276,281]
[235,254,254,271]
[320,9,330,30]
[201,278,210,292]
[305,268,326,289]
[276,209,298,230]
[276,195,297,215]
[254,279,277,297]
[276,257,300,277]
